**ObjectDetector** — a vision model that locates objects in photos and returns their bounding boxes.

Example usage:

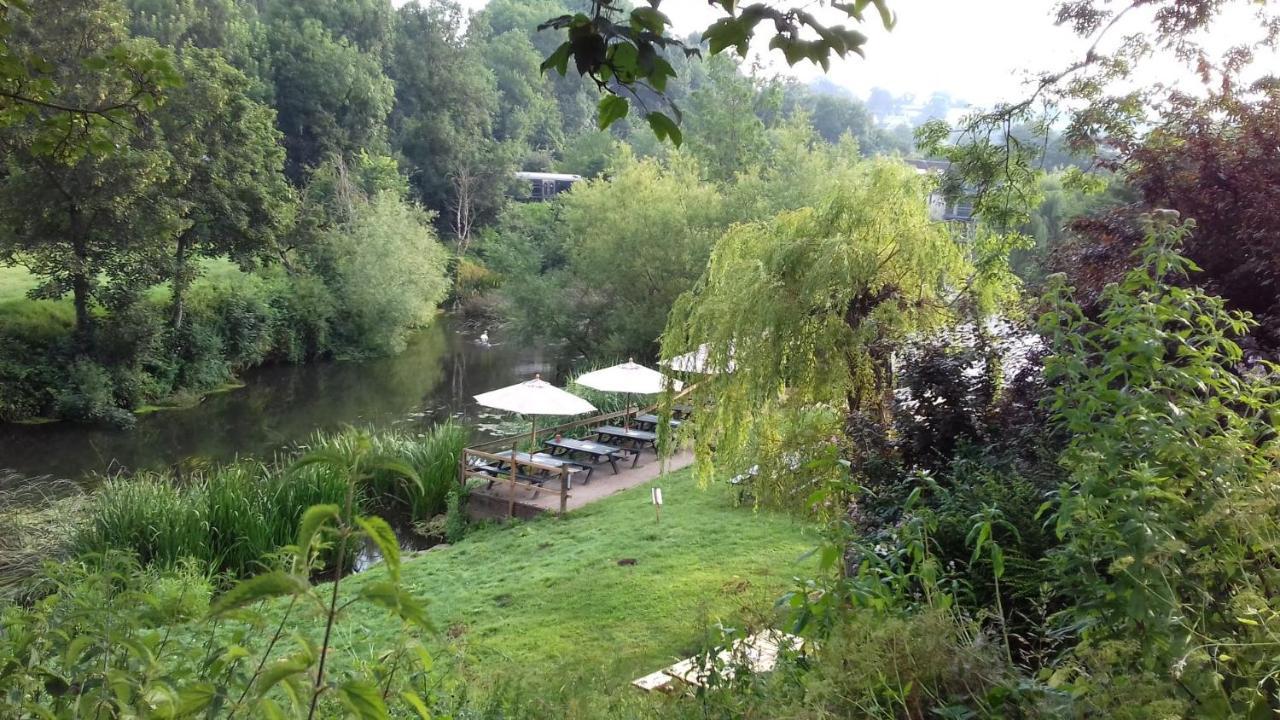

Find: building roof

[513,171,584,182]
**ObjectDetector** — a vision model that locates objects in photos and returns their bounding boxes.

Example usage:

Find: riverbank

[0,319,563,483]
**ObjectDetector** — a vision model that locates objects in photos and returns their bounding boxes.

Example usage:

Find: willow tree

[664,158,1011,511]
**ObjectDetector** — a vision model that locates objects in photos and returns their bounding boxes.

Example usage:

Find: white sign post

[651,487,663,524]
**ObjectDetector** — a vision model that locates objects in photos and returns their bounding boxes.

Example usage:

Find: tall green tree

[263,12,393,180]
[474,0,595,147]
[0,0,180,346]
[157,47,293,331]
[665,158,1007,505]
[389,0,511,241]
[125,0,270,97]
[0,0,176,162]
[684,56,776,182]
[497,153,725,359]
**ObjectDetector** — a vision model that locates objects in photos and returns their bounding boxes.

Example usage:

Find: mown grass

[0,257,245,306]
[320,468,817,699]
[0,264,37,303]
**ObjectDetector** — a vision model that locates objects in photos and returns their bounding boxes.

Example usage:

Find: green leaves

[359,581,433,632]
[540,41,572,76]
[540,2,895,145]
[630,6,669,35]
[253,640,315,698]
[296,503,340,557]
[208,571,308,617]
[1043,213,1280,709]
[646,112,682,147]
[338,679,390,720]
[703,16,752,56]
[597,95,629,130]
[356,515,401,582]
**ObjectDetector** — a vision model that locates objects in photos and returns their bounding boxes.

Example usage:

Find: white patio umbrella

[474,374,596,449]
[663,344,736,375]
[575,359,682,429]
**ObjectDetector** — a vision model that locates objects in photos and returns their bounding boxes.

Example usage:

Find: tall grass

[394,423,469,519]
[73,426,468,578]
[79,476,206,569]
[0,470,84,599]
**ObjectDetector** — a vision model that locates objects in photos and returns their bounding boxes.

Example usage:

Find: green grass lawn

[0,257,245,307]
[325,468,818,699]
[0,264,38,303]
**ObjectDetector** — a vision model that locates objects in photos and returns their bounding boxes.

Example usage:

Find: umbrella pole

[530,416,537,454]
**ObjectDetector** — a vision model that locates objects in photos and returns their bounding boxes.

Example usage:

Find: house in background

[906,159,975,224]
[513,171,583,201]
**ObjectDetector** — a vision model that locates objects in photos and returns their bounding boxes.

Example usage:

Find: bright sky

[449,0,1275,107]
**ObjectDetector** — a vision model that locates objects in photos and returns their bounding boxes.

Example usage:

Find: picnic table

[593,425,657,466]
[632,413,682,432]
[543,437,626,475]
[672,403,694,419]
[490,450,591,489]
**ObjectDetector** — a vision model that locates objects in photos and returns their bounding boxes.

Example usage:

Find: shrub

[188,273,280,369]
[0,299,73,421]
[324,193,450,356]
[1043,214,1280,714]
[265,268,336,362]
[53,359,135,428]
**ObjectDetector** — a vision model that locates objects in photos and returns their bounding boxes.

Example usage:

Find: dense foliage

[1,436,443,719]
[4,1,1280,719]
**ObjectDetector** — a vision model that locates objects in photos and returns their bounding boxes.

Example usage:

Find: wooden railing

[460,445,572,516]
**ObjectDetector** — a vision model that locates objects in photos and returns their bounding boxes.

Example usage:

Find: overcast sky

[447,0,1273,107]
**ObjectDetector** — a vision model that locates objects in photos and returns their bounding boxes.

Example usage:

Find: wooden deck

[466,449,693,520]
[459,403,695,521]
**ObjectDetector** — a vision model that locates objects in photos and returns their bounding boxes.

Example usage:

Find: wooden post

[559,468,568,515]
[508,442,518,519]
[458,450,466,489]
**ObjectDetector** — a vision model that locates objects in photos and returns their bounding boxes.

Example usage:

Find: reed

[72,426,466,578]
[398,422,469,520]
[203,462,274,577]
[79,474,207,569]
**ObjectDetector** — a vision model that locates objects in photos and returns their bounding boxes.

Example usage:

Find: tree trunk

[69,216,94,351]
[72,270,92,350]
[171,234,189,331]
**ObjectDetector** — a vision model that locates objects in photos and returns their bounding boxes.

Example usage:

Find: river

[0,318,564,483]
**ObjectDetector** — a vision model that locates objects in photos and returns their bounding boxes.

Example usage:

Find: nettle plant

[1041,212,1280,716]
[0,432,443,719]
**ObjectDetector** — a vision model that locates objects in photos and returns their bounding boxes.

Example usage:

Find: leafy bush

[1,439,442,718]
[0,299,73,421]
[188,272,280,368]
[324,193,451,356]
[53,359,136,428]
[1042,213,1280,715]
[265,268,337,362]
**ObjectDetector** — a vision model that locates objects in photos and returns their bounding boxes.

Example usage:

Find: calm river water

[0,319,563,482]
